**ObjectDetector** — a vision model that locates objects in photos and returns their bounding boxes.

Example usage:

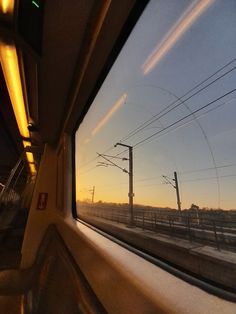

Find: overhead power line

[120,59,236,143]
[77,59,235,170]
[181,173,236,183]
[132,88,236,148]
[134,97,234,148]
[97,153,128,173]
[181,163,236,175]
[78,166,97,176]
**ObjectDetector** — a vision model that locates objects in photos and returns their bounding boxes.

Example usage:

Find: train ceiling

[0,0,143,182]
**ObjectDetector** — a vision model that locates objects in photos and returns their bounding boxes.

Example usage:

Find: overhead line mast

[115,143,134,226]
[97,143,135,227]
[163,172,181,211]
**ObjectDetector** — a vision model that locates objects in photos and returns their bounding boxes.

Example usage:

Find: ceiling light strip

[0,0,14,15]
[0,45,36,174]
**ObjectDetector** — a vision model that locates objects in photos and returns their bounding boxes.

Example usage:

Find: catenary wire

[102,62,236,160]
[78,59,235,170]
[132,89,236,149]
[120,65,236,143]
[119,59,236,142]
[133,97,234,148]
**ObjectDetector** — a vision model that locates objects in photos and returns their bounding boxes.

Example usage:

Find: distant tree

[83,198,91,203]
[190,203,199,210]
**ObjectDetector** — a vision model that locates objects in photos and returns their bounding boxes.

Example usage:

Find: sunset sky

[75,0,236,210]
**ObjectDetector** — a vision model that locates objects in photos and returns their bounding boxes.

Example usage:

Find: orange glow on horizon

[142,0,215,75]
[92,94,127,135]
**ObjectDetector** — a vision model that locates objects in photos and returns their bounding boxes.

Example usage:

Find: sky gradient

[76,0,236,210]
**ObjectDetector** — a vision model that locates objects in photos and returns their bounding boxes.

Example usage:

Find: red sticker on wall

[36,193,48,210]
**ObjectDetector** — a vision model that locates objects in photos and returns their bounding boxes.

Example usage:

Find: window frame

[71,0,236,303]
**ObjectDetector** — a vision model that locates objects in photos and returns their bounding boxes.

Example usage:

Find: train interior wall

[0,0,235,313]
[19,135,236,313]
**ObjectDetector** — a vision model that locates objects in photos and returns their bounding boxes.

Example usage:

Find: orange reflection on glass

[142,0,215,75]
[92,94,127,135]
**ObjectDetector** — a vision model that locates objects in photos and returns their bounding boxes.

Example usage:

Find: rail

[78,205,236,252]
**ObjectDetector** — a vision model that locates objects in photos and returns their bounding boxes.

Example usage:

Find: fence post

[187,216,192,242]
[168,216,172,236]
[134,210,137,227]
[220,220,225,245]
[213,221,220,250]
[155,213,157,232]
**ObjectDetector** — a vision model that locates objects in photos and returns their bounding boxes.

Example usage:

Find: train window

[75,0,236,292]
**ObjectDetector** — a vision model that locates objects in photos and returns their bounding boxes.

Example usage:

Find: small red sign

[37,193,48,210]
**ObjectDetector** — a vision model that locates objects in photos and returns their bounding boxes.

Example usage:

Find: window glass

[75,0,236,289]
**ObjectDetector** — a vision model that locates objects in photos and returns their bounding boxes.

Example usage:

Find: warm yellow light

[0,44,36,175]
[142,0,215,74]
[26,150,37,175]
[0,45,29,138]
[0,0,14,14]
[26,152,34,164]
[92,94,127,135]
[29,163,36,174]
[23,141,29,148]
[23,142,37,174]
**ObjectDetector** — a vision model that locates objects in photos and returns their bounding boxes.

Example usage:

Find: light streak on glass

[32,0,39,8]
[92,94,127,135]
[142,0,215,75]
